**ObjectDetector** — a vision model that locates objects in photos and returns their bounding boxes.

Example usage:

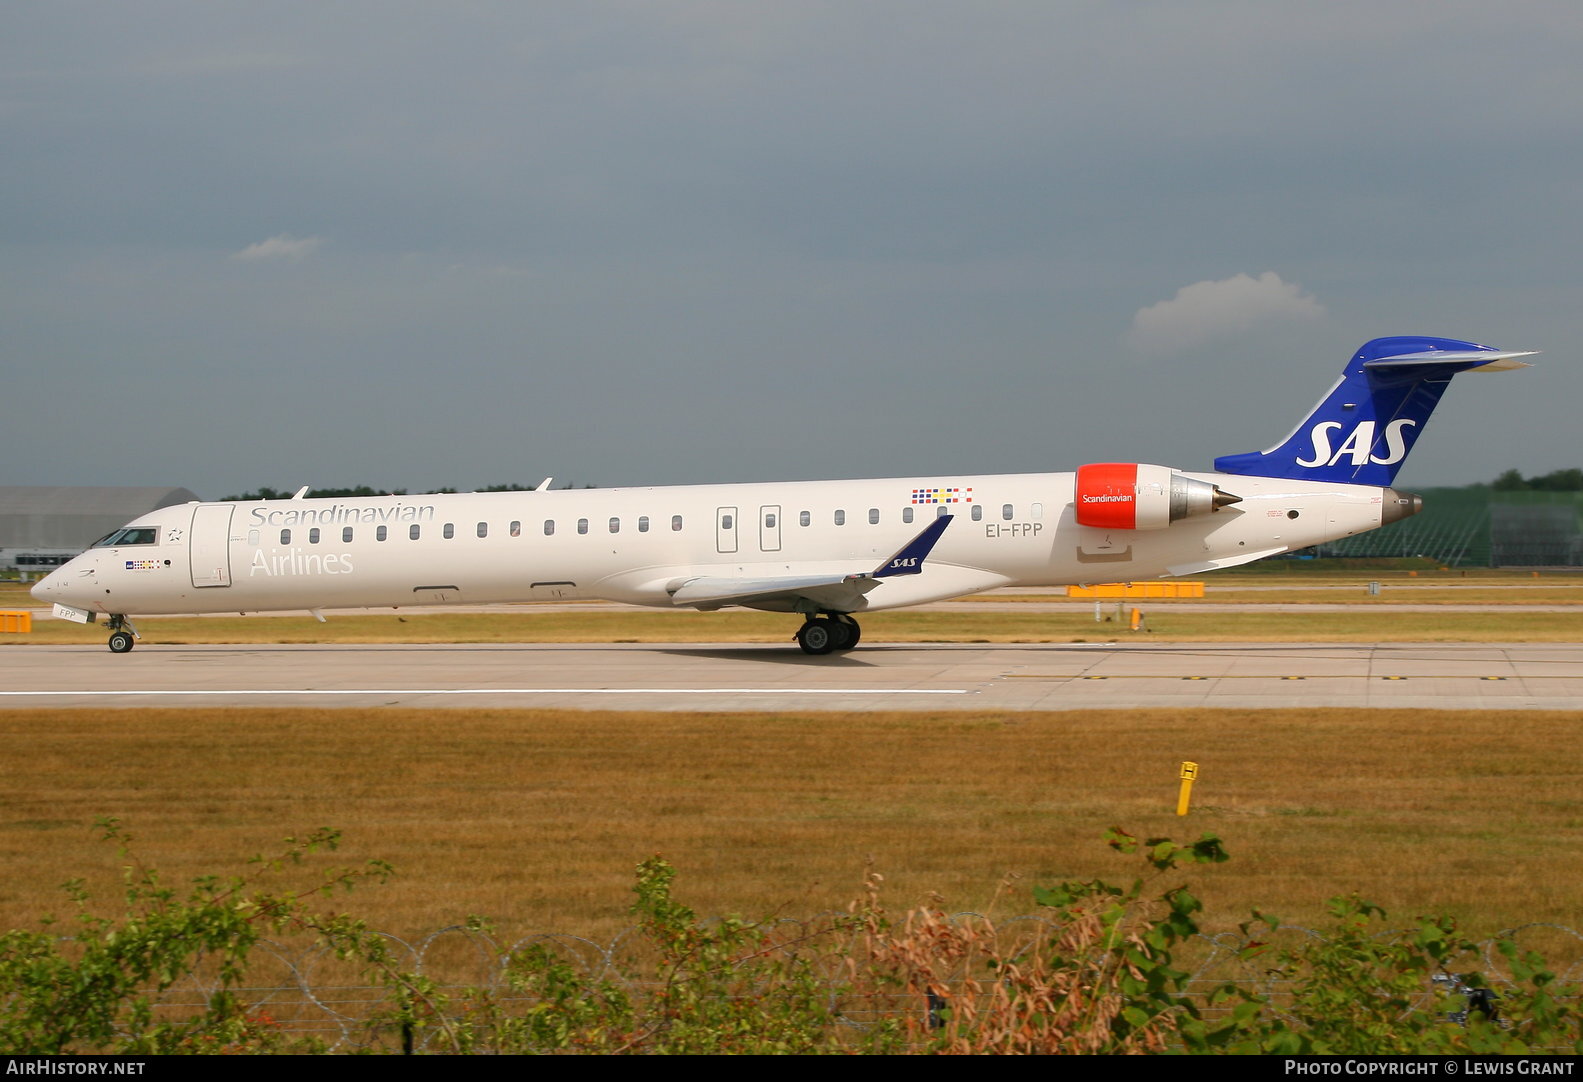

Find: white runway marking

[1,687,971,698]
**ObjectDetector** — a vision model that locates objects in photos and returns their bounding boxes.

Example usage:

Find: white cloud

[1125,271,1325,354]
[231,234,323,262]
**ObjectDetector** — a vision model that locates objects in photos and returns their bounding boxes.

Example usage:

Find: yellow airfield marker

[1177,761,1198,816]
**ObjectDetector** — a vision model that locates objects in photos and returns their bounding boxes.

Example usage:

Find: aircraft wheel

[796,620,837,655]
[837,618,861,650]
[108,630,135,654]
[826,619,853,650]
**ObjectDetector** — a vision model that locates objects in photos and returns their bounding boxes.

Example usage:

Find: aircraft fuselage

[34,469,1398,619]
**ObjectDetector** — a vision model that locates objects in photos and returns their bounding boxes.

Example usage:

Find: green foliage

[4,825,1581,1054]
[620,856,851,1053]
[1219,897,1583,1054]
[0,818,389,1054]
[1491,467,1583,492]
[461,856,859,1054]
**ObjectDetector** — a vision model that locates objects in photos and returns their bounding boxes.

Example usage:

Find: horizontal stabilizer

[1363,349,1536,372]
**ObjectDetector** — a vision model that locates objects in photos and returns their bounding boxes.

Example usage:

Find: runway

[7,641,1583,710]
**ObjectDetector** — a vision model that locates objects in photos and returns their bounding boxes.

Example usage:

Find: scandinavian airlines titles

[248,502,436,526]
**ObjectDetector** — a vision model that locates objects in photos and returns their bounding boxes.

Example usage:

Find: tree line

[1487,467,1583,492]
[218,482,591,501]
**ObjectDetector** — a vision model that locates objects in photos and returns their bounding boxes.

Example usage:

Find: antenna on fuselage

[291,486,310,499]
[535,477,553,491]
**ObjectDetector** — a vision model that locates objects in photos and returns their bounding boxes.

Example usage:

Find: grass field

[10,607,1583,644]
[2,706,1580,956]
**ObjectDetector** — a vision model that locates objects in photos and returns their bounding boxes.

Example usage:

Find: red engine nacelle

[1074,463,1240,530]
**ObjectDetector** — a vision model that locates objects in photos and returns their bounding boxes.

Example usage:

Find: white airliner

[33,336,1532,655]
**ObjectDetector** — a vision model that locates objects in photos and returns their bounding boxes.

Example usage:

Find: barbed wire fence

[119,917,1583,1052]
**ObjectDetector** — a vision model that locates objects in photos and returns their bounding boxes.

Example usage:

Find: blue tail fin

[1213,336,1534,485]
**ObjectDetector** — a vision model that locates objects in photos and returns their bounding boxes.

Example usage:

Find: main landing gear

[106,615,139,654]
[795,614,862,656]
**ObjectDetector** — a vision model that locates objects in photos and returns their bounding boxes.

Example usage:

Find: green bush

[3,823,1578,1054]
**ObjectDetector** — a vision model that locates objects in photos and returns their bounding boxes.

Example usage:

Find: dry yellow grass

[10,607,1583,645]
[2,707,1580,955]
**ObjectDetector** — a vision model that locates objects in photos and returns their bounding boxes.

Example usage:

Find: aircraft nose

[31,561,90,606]
[30,569,62,603]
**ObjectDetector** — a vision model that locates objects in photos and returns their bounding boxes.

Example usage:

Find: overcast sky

[5,2,1580,498]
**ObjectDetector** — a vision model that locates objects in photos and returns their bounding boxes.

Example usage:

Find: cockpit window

[93,526,158,547]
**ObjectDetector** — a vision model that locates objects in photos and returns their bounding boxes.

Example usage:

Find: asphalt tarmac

[7,641,1583,711]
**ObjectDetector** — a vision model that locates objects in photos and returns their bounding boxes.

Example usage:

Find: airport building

[0,486,199,577]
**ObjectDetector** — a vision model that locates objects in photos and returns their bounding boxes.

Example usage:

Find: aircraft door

[190,504,234,587]
[759,505,781,552]
[715,506,738,554]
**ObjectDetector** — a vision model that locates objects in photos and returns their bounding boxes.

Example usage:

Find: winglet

[872,514,953,578]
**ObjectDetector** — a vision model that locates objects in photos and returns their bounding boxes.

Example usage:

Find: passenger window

[1002,504,1013,520]
[309,528,320,544]
[544,520,555,536]
[868,508,879,525]
[477,522,488,538]
[903,507,914,524]
[834,510,845,526]
[510,520,521,537]
[248,529,260,546]
[443,523,455,539]
[972,505,983,521]
[638,516,649,532]
[721,514,733,530]
[1032,502,1044,520]
[936,505,949,518]
[377,525,388,541]
[280,529,291,545]
[799,510,810,527]
[577,519,589,535]
[765,513,776,528]
[609,517,620,533]
[342,527,354,543]
[672,515,683,531]
[410,524,421,540]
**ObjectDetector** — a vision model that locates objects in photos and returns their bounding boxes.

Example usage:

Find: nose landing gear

[795,614,862,655]
[106,615,139,654]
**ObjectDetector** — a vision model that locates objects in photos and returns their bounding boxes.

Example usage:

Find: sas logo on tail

[888,557,920,571]
[1295,419,1416,468]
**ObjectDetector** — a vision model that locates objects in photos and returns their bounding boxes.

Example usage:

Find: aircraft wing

[668,572,884,612]
[666,515,953,612]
